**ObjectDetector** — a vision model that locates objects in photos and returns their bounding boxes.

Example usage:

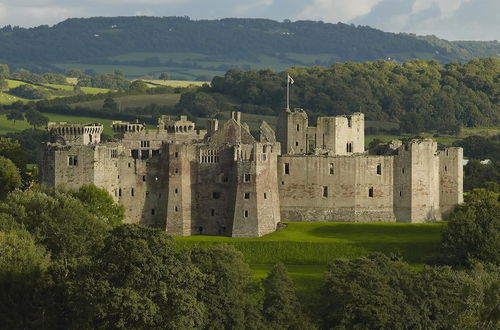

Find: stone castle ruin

[41,110,463,237]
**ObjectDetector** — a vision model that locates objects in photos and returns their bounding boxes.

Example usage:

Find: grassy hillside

[0,79,110,105]
[176,222,444,296]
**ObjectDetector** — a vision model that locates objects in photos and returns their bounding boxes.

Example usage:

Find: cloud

[411,0,473,18]
[352,0,499,40]
[296,0,383,22]
[233,0,273,15]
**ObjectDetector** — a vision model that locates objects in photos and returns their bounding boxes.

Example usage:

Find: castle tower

[165,144,195,235]
[438,147,463,216]
[232,142,281,237]
[277,108,308,155]
[314,113,364,155]
[393,139,440,222]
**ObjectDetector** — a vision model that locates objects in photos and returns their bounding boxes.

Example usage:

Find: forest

[194,58,499,134]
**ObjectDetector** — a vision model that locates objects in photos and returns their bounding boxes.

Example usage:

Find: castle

[41,109,463,237]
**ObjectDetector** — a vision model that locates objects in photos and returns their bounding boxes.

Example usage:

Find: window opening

[68,155,78,166]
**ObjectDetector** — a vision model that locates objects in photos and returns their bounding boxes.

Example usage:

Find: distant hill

[0,17,498,80]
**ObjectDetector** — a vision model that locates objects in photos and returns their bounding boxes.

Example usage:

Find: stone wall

[278,154,395,222]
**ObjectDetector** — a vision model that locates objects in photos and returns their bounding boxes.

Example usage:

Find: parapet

[48,122,103,145]
[158,115,196,133]
[112,121,146,133]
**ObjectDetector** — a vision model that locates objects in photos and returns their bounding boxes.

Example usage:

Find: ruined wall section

[277,108,308,155]
[278,154,394,222]
[438,147,463,216]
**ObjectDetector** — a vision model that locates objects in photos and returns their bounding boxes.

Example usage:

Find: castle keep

[41,110,463,237]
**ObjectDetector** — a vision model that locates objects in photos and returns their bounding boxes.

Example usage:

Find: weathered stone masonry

[41,110,463,237]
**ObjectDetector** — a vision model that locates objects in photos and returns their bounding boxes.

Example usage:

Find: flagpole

[286,76,289,109]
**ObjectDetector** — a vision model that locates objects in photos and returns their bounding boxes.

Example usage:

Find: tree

[319,253,420,329]
[9,84,49,99]
[0,137,27,175]
[262,263,311,329]
[441,189,500,266]
[189,244,263,329]
[0,230,57,329]
[6,110,24,125]
[24,109,48,129]
[103,97,118,111]
[129,80,149,93]
[159,72,170,80]
[0,188,110,265]
[70,184,124,228]
[72,225,205,329]
[0,156,22,199]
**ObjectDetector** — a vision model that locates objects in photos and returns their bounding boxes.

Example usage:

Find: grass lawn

[176,222,445,298]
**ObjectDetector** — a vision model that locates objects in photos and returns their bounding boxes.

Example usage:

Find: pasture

[176,222,445,297]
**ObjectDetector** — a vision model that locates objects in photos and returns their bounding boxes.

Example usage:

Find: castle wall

[438,147,463,217]
[278,154,395,222]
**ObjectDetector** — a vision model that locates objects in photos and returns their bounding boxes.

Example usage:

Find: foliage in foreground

[441,189,500,266]
[320,254,499,329]
[0,184,499,329]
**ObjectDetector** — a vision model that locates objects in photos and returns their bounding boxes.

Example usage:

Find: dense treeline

[200,58,500,133]
[0,17,499,73]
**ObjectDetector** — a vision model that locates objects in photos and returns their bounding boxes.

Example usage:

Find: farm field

[176,222,445,297]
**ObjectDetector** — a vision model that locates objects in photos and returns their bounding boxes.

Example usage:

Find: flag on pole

[287,74,294,84]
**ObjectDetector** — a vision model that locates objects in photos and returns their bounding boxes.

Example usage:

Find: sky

[0,0,498,41]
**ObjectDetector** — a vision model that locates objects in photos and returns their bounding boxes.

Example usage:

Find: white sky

[0,0,498,41]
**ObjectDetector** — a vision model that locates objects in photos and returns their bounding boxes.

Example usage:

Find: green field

[176,222,444,296]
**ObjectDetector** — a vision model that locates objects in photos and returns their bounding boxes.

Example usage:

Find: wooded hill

[183,58,499,134]
[0,17,498,79]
